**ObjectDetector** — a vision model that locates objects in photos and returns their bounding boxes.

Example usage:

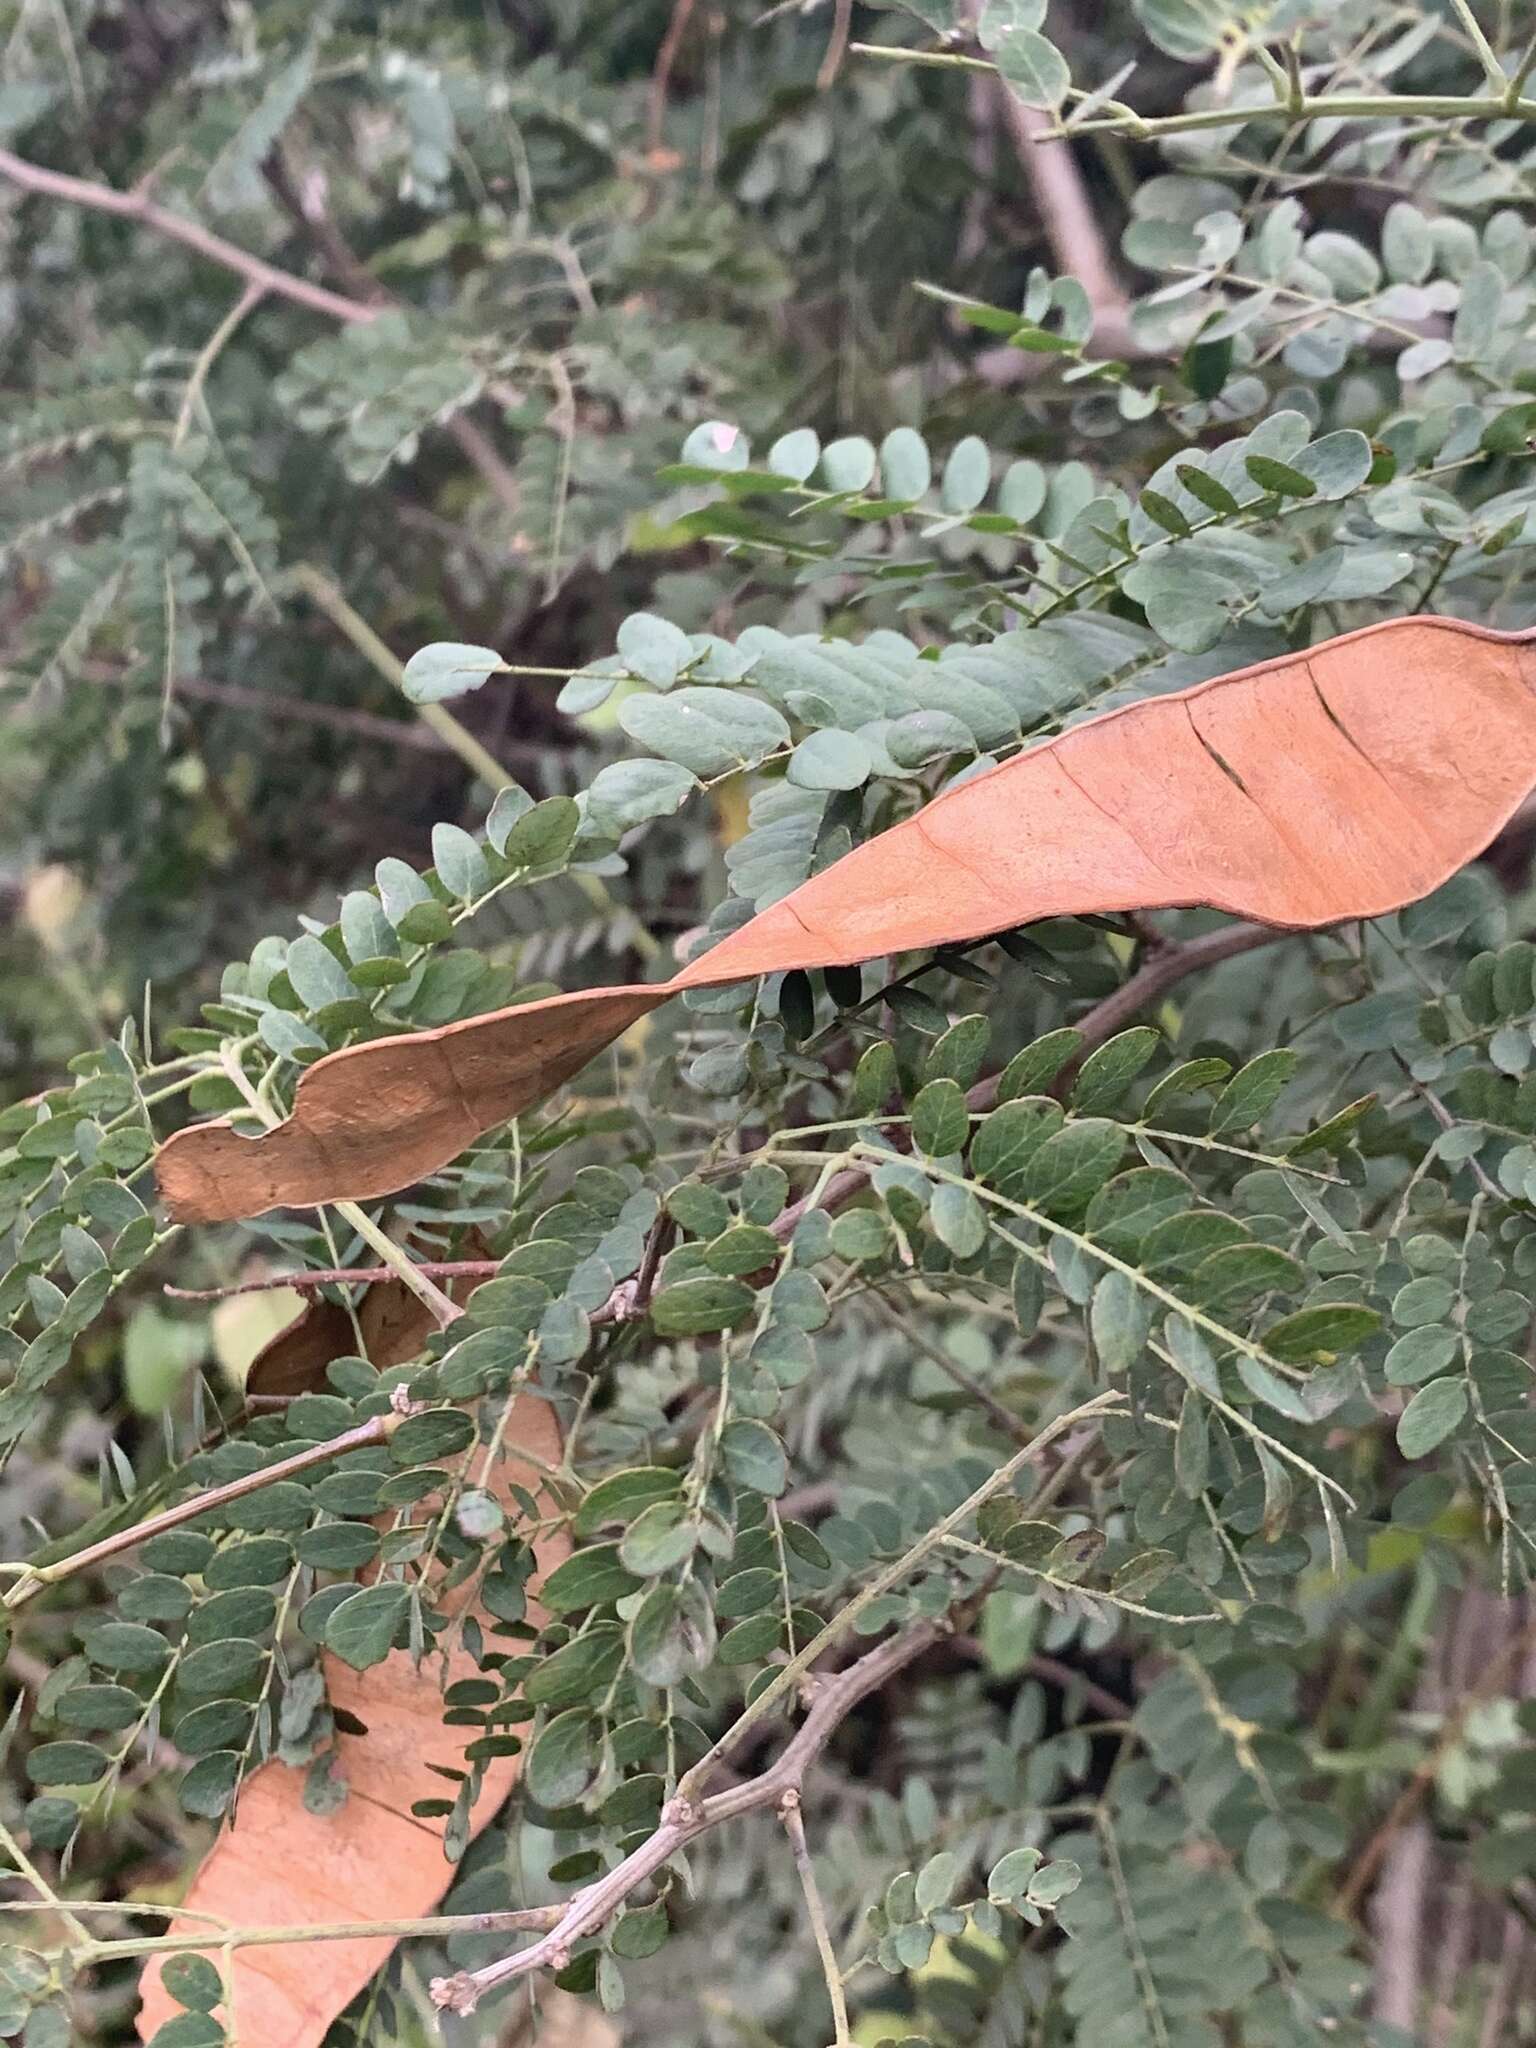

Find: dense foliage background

[5,0,1536,2043]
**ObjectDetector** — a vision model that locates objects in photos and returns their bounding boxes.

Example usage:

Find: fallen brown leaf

[136,1265,566,2044]
[155,616,1536,1223]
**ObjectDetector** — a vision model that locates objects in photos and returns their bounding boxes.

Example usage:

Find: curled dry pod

[136,1266,566,2046]
[156,615,1536,1224]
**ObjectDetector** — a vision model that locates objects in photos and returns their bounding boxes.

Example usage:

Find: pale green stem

[334,1200,461,1328]
[219,1043,459,1326]
[847,44,1536,136]
[1450,0,1508,88]
[874,1144,1324,1397]
[0,1821,94,1946]
[173,282,265,448]
[0,1898,565,1959]
[291,563,516,792]
[941,1533,1224,1624]
[291,563,660,959]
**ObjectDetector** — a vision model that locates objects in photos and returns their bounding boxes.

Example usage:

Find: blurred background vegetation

[7,2,1536,2044]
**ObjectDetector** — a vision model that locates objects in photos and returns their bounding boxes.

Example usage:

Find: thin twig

[0,144,526,525]
[817,0,854,91]
[542,234,598,318]
[844,47,1536,135]
[1412,540,1458,613]
[1369,1819,1430,2033]
[172,282,265,446]
[0,1895,567,1960]
[290,564,516,792]
[1476,1910,1526,2048]
[1450,0,1508,89]
[0,1410,410,1609]
[436,410,525,526]
[1022,1650,1132,1722]
[1391,1054,1504,1204]
[84,666,536,759]
[678,1391,1124,1803]
[167,1259,503,1302]
[632,1215,676,1307]
[648,0,699,158]
[956,57,997,266]
[769,919,1291,1241]
[0,146,372,323]
[1506,34,1536,104]
[171,1222,676,1330]
[260,145,388,306]
[868,1287,1036,1446]
[435,1392,1121,2010]
[289,566,660,958]
[0,1821,93,1948]
[333,1199,461,1328]
[1044,920,1287,1095]
[779,1790,851,2044]
[991,85,1137,359]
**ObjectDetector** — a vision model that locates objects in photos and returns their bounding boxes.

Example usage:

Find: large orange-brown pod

[136,1273,565,2046]
[155,615,1536,1224]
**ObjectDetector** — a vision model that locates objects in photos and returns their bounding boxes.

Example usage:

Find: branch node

[430,1971,480,2015]
[797,1669,831,1711]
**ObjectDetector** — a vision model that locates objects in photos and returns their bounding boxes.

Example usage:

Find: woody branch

[430,1618,942,2014]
